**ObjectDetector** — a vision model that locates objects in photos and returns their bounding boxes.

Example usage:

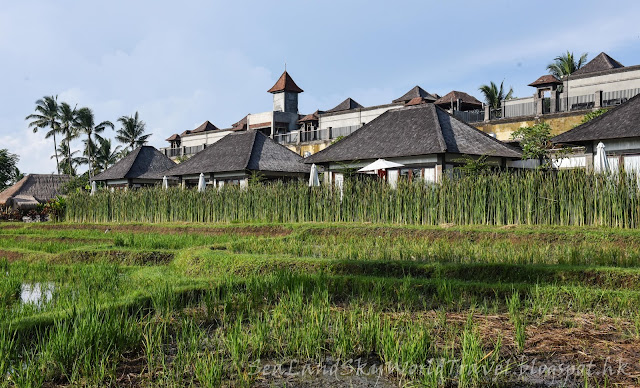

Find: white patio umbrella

[594,142,610,173]
[90,181,97,196]
[162,176,169,189]
[358,159,405,173]
[197,173,206,192]
[309,164,320,187]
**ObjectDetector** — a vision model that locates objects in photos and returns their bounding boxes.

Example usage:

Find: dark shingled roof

[166,134,180,141]
[552,94,640,144]
[0,174,70,206]
[304,104,521,164]
[434,91,483,108]
[392,86,437,103]
[267,71,304,93]
[91,146,176,182]
[191,121,219,133]
[528,75,562,87]
[167,131,309,176]
[405,97,429,106]
[231,115,248,131]
[327,98,363,112]
[572,52,624,76]
[298,110,322,122]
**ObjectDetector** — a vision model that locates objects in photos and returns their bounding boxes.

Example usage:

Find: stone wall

[473,109,601,141]
[285,141,331,157]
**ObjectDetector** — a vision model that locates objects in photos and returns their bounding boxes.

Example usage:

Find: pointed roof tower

[573,52,624,76]
[267,71,304,93]
[327,98,364,112]
[393,86,438,103]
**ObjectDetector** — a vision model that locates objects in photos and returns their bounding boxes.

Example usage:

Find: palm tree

[75,107,114,179]
[94,137,122,171]
[52,142,83,176]
[478,81,514,111]
[547,51,588,79]
[116,112,151,152]
[25,96,61,174]
[58,102,79,175]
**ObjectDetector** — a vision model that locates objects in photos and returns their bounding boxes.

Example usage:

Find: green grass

[1,222,639,387]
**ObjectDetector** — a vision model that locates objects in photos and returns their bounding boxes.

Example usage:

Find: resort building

[91,146,176,188]
[0,174,70,210]
[166,130,309,188]
[303,104,521,185]
[159,51,640,162]
[552,93,640,172]
[476,52,640,140]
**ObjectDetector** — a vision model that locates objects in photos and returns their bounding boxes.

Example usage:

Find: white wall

[318,104,402,130]
[181,130,233,148]
[566,68,640,96]
[247,111,273,127]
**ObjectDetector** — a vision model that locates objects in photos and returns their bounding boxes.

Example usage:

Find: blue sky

[2,0,639,173]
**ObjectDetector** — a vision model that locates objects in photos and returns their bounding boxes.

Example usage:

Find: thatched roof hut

[167,130,309,187]
[91,146,176,187]
[304,104,521,184]
[0,174,70,210]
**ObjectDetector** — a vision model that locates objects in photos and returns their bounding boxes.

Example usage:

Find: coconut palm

[478,81,514,111]
[116,112,151,152]
[25,96,61,174]
[75,107,114,178]
[57,102,79,175]
[547,51,588,79]
[52,142,83,176]
[94,137,122,172]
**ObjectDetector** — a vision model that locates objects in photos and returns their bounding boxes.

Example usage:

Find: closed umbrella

[594,142,610,173]
[162,176,168,189]
[309,164,320,187]
[90,181,97,196]
[197,173,206,192]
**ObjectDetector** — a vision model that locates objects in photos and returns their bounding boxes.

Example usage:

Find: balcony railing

[161,145,205,158]
[453,110,485,123]
[273,125,362,145]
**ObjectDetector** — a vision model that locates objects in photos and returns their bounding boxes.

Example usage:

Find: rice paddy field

[1,221,640,387]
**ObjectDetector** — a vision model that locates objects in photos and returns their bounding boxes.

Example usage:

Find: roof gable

[327,98,363,112]
[393,86,437,103]
[92,146,176,181]
[552,94,640,144]
[528,75,562,87]
[572,52,624,76]
[304,104,520,164]
[191,121,219,133]
[267,71,304,93]
[434,91,483,107]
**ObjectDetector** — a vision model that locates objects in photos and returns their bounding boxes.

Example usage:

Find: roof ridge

[243,131,260,170]
[124,147,144,178]
[430,105,448,152]
[436,106,522,155]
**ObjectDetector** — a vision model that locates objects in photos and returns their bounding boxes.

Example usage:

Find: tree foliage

[116,112,150,151]
[478,81,513,110]
[454,155,492,176]
[25,96,61,174]
[511,123,554,165]
[547,51,588,78]
[581,108,608,124]
[0,149,20,191]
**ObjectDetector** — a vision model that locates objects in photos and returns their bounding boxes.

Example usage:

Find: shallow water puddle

[20,282,54,305]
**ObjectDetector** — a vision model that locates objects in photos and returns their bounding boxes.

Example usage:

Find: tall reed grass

[66,170,640,227]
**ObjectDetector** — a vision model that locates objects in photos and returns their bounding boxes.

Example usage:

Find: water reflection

[20,282,54,306]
